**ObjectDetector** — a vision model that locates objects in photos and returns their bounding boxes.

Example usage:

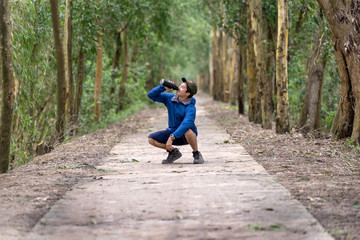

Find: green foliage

[3,0,346,170]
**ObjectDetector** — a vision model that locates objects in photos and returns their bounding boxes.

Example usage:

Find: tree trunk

[229,36,237,105]
[0,0,15,173]
[251,0,272,129]
[247,2,261,123]
[63,0,70,124]
[50,0,67,142]
[66,0,75,132]
[298,24,327,132]
[73,47,85,135]
[209,29,214,96]
[223,34,231,103]
[110,31,122,95]
[116,29,129,112]
[317,0,360,143]
[213,28,224,101]
[94,34,103,122]
[275,0,290,133]
[131,43,139,63]
[238,39,245,115]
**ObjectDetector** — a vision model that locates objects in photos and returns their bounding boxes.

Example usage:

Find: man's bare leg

[185,129,204,164]
[184,129,198,152]
[148,138,166,150]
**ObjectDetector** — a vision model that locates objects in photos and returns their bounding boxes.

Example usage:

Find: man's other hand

[166,137,174,151]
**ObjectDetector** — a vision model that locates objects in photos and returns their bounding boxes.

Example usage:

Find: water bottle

[160,79,178,90]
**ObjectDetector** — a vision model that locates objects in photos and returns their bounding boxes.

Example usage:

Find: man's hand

[164,80,176,91]
[166,137,174,151]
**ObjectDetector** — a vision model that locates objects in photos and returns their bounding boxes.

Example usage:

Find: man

[148,77,204,164]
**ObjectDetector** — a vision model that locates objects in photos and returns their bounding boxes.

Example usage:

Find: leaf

[131,159,139,162]
[353,202,360,208]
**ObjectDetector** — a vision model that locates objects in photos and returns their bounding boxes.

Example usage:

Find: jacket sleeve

[172,105,196,139]
[147,85,167,103]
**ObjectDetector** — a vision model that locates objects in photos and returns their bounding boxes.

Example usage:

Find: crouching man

[147,77,204,164]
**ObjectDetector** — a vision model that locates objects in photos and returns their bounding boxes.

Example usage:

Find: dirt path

[26,95,333,240]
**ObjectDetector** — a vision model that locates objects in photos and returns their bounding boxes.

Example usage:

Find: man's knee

[148,138,155,145]
[184,129,196,138]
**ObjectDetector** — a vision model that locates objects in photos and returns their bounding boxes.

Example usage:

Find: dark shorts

[148,130,189,146]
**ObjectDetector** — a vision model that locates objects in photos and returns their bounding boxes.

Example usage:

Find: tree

[298,13,327,132]
[94,33,103,122]
[116,29,129,112]
[0,0,15,173]
[73,47,85,133]
[316,0,360,143]
[275,0,290,133]
[64,0,75,131]
[50,0,67,142]
[247,1,261,123]
[250,0,272,129]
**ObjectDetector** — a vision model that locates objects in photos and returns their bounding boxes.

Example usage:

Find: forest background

[0,0,359,173]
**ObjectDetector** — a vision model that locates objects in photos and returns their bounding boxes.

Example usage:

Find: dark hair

[186,85,193,97]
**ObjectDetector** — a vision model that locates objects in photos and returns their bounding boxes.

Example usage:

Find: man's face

[176,82,190,98]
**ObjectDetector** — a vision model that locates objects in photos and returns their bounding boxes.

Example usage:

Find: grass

[248,223,286,231]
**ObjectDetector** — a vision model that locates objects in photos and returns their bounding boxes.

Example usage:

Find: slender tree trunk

[50,0,67,142]
[64,0,70,124]
[110,31,122,95]
[94,34,103,122]
[238,39,245,115]
[265,23,276,118]
[299,24,326,132]
[317,0,360,143]
[116,29,129,112]
[251,0,272,129]
[213,28,224,101]
[0,0,15,173]
[66,0,75,132]
[223,34,231,102]
[209,29,214,96]
[211,27,218,98]
[247,2,261,123]
[229,36,237,105]
[73,47,86,133]
[275,0,290,133]
[131,43,139,63]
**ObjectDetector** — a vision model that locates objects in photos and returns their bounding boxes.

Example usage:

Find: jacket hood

[171,95,196,106]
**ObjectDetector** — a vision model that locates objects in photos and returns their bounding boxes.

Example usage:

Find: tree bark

[63,0,70,124]
[317,0,360,143]
[73,47,85,134]
[66,0,75,132]
[298,24,327,132]
[209,28,215,96]
[238,39,245,115]
[0,0,15,173]
[116,29,129,112]
[247,2,261,123]
[110,31,122,95]
[229,36,237,105]
[213,28,224,101]
[94,34,103,122]
[251,0,272,129]
[275,0,290,133]
[50,0,67,142]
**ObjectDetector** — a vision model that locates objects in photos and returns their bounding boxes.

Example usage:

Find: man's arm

[147,85,167,103]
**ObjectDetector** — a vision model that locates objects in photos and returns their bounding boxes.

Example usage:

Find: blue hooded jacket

[148,85,198,139]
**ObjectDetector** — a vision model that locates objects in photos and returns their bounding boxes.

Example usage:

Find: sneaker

[162,148,182,164]
[193,151,204,164]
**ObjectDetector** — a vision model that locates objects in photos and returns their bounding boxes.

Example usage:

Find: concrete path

[28,95,333,240]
